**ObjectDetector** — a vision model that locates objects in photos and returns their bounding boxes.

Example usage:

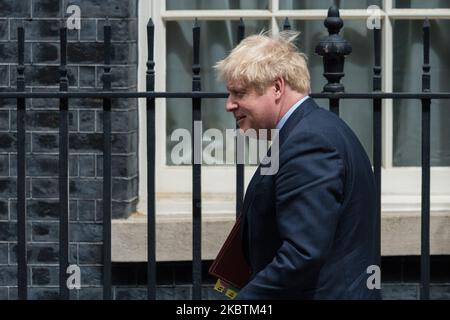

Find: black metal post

[146,18,157,300]
[236,18,245,219]
[59,21,70,300]
[283,17,291,30]
[315,5,352,115]
[420,19,431,300]
[102,19,113,300]
[373,26,382,270]
[237,18,245,43]
[192,19,202,300]
[16,24,27,301]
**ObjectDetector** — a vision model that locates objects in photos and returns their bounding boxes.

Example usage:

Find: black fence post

[102,18,113,300]
[58,20,70,300]
[373,25,382,270]
[146,18,157,300]
[191,18,202,300]
[16,23,27,301]
[420,19,431,300]
[237,18,245,43]
[283,17,291,30]
[236,18,245,219]
[315,5,351,115]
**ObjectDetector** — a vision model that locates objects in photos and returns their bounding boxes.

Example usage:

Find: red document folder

[208,216,252,290]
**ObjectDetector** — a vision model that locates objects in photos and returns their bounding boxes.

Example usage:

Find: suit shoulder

[299,107,360,147]
[304,106,347,131]
[291,108,342,143]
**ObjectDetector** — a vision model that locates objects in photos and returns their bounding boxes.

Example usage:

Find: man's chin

[238,126,253,137]
[238,125,247,132]
[238,126,264,140]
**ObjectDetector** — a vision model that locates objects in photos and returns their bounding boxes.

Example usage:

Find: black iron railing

[102,19,113,301]
[1,5,445,300]
[58,21,70,301]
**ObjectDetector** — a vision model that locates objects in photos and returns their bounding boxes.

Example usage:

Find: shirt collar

[275,95,310,130]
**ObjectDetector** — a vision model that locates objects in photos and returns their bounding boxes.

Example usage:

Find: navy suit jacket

[237,98,381,300]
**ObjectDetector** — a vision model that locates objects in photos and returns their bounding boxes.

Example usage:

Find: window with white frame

[137,0,450,215]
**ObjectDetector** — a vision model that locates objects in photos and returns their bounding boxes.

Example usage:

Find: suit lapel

[239,97,319,263]
[241,166,262,216]
[241,97,318,214]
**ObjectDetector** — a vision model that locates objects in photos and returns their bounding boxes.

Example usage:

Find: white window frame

[137,0,450,215]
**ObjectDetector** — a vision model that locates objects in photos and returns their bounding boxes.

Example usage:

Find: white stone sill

[112,193,450,262]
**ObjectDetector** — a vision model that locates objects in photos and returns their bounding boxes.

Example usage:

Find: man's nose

[226,96,238,112]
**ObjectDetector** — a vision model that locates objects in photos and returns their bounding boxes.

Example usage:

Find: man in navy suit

[215,31,381,299]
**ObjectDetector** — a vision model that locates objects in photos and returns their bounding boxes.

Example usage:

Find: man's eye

[228,90,245,98]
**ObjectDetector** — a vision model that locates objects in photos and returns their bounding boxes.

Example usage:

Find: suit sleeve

[237,131,345,299]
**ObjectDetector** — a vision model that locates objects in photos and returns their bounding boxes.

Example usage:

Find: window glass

[395,0,450,8]
[393,20,450,166]
[167,0,269,10]
[280,0,382,10]
[166,20,270,165]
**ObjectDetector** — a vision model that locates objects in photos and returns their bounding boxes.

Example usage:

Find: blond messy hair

[215,30,310,95]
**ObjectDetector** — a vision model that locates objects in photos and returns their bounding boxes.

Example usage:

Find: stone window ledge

[112,193,450,262]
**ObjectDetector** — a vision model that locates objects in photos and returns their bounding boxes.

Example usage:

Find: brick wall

[0,0,138,299]
[110,258,450,300]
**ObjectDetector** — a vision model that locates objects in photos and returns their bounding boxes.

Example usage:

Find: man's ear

[274,77,285,97]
